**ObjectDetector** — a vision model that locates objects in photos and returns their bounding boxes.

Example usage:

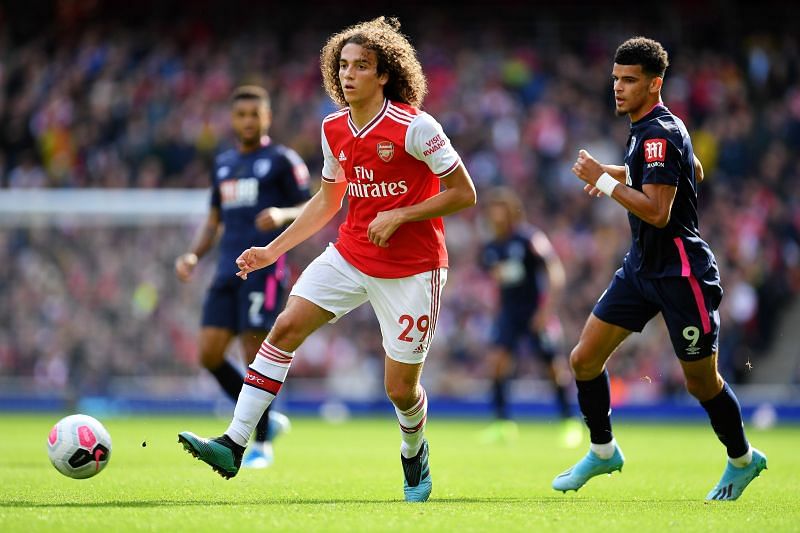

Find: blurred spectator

[7,150,47,188]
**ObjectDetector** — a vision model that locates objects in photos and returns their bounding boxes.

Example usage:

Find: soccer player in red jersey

[178,17,476,502]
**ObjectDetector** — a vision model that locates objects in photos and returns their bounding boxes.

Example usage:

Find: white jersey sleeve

[405,112,461,178]
[320,125,345,183]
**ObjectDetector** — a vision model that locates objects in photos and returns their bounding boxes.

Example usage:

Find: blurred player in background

[480,187,581,447]
[179,16,476,502]
[552,37,766,500]
[174,85,310,469]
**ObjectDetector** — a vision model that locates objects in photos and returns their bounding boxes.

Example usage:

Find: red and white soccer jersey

[320,99,461,278]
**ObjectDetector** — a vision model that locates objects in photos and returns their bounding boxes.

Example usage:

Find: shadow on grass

[0,497,697,508]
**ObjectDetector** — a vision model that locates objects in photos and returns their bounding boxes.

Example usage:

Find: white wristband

[595,173,619,197]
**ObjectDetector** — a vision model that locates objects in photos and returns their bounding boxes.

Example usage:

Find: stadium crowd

[2,6,799,402]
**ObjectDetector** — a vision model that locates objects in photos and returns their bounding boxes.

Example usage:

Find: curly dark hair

[320,16,427,108]
[614,37,669,78]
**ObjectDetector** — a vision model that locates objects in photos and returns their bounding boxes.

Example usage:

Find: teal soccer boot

[552,445,624,493]
[178,432,243,479]
[402,440,432,502]
[706,448,767,501]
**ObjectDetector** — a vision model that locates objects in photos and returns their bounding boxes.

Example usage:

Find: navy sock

[700,383,750,458]
[554,383,572,419]
[576,369,613,444]
[209,359,243,401]
[492,378,510,420]
[254,405,271,443]
[210,360,271,443]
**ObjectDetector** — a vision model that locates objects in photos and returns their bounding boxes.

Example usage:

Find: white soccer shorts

[290,244,447,364]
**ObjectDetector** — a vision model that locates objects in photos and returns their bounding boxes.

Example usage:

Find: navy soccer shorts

[490,308,559,363]
[593,260,723,361]
[201,268,285,333]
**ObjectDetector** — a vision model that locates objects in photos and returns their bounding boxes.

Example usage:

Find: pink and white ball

[47,414,112,479]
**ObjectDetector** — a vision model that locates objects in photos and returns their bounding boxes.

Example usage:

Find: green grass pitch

[1,414,797,532]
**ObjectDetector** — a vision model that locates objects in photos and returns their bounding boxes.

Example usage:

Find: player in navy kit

[175,86,310,468]
[480,188,581,446]
[551,38,766,500]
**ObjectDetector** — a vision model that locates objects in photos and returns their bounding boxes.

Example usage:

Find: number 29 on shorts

[397,314,430,343]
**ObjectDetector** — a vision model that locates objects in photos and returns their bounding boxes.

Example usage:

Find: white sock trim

[258,340,294,366]
[729,446,753,468]
[590,438,617,459]
[399,390,426,417]
[251,353,291,382]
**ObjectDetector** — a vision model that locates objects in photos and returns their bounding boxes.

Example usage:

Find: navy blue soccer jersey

[210,140,311,280]
[481,227,545,315]
[623,104,715,278]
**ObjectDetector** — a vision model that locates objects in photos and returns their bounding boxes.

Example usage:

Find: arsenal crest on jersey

[377,141,394,162]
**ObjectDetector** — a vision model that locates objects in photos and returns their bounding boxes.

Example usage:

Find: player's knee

[569,344,606,380]
[267,311,306,351]
[198,348,225,370]
[568,345,590,374]
[684,373,723,402]
[385,381,417,410]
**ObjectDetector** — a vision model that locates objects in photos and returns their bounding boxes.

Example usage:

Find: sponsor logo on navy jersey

[644,138,666,169]
[220,178,258,207]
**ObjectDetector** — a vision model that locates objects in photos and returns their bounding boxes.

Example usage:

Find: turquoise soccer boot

[706,448,767,501]
[552,445,624,492]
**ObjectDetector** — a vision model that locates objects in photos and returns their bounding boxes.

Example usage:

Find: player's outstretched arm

[236,180,347,279]
[175,207,221,282]
[255,203,308,231]
[572,149,677,228]
[367,164,476,248]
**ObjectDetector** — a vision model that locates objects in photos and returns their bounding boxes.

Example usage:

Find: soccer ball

[47,414,112,479]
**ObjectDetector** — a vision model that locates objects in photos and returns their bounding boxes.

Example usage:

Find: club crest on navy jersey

[254,158,272,177]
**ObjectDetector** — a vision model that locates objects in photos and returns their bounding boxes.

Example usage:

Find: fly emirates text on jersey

[348,165,409,198]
